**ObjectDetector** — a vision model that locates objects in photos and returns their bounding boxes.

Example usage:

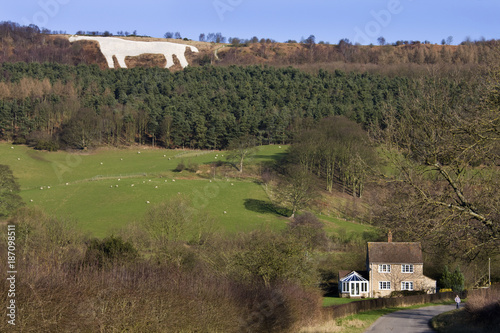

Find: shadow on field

[253,152,287,162]
[244,199,291,217]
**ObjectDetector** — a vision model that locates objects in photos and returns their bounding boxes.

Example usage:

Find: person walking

[454,295,461,309]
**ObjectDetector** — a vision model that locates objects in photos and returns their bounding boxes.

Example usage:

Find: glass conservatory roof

[340,271,368,282]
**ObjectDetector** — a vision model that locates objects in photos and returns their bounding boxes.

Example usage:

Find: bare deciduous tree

[376,72,500,259]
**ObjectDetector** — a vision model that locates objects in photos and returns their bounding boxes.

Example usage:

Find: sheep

[146,201,150,204]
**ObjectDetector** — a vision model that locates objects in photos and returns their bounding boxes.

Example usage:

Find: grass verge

[302,301,454,333]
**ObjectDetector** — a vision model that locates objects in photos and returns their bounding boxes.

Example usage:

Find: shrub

[187,160,199,172]
[440,265,465,293]
[34,139,59,151]
[174,160,185,172]
[465,287,500,330]
[13,136,26,144]
[390,290,426,297]
[83,235,138,267]
[286,212,329,250]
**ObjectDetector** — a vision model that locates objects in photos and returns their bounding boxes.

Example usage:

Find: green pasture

[0,144,291,237]
[1,143,375,238]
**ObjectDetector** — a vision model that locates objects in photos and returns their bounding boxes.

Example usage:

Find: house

[339,232,436,298]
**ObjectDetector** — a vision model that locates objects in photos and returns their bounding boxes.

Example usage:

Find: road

[364,304,456,333]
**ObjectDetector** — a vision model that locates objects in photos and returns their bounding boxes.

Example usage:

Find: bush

[13,136,26,144]
[187,160,199,172]
[440,265,465,292]
[174,160,185,172]
[287,212,329,250]
[34,139,59,151]
[390,290,427,297]
[83,235,138,267]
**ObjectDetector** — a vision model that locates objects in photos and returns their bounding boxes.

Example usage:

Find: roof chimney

[388,230,392,243]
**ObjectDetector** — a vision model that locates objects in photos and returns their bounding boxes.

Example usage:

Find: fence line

[323,285,500,320]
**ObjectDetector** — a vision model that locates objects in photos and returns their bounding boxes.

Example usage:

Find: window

[343,282,349,292]
[401,264,414,273]
[378,264,391,273]
[379,281,391,290]
[362,282,367,292]
[401,281,414,290]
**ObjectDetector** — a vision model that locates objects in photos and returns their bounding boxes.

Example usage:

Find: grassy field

[322,297,372,307]
[1,143,375,238]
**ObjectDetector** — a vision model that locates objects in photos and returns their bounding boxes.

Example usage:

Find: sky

[1,0,499,45]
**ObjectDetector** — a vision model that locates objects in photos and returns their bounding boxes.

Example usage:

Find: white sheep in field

[146,201,150,204]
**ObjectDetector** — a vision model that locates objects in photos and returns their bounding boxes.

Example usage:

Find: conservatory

[338,271,369,298]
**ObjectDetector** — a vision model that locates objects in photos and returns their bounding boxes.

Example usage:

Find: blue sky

[2,0,499,45]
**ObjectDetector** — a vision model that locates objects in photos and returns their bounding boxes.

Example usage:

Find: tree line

[0,62,453,150]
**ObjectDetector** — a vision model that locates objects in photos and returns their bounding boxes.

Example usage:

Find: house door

[350,282,360,296]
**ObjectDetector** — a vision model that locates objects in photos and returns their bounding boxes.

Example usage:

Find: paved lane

[364,304,456,333]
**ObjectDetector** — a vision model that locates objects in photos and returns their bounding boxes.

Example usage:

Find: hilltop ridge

[1,22,499,73]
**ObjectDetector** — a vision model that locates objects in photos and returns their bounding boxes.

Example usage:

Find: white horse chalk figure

[68,36,199,69]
